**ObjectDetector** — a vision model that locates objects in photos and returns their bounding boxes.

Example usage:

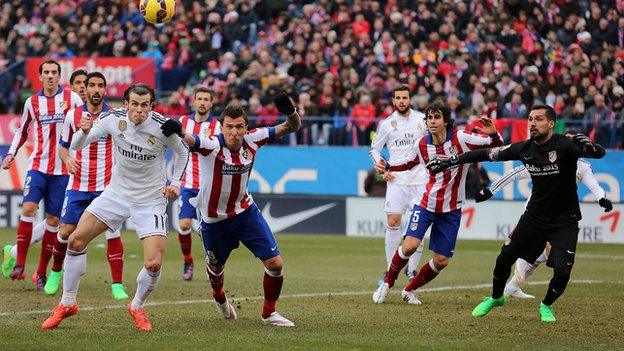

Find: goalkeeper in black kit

[427,105,606,323]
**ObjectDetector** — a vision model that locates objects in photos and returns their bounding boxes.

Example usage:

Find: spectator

[349,94,376,146]
[502,93,527,119]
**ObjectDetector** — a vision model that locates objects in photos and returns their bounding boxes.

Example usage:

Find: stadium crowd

[0,0,623,147]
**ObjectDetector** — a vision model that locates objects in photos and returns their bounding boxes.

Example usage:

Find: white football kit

[370,108,428,213]
[71,109,189,237]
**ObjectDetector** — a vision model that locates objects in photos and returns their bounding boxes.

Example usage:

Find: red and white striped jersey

[179,115,221,189]
[190,127,276,222]
[389,130,503,213]
[8,87,83,175]
[60,104,113,192]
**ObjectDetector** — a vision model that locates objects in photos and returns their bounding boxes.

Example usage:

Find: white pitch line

[0,279,616,317]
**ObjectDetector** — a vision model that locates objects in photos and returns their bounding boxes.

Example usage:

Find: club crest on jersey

[390,120,398,130]
[548,150,557,163]
[449,146,458,156]
[241,149,250,160]
[147,135,156,146]
[58,101,66,110]
[118,120,127,132]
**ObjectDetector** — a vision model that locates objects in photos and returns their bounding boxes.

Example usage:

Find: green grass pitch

[0,228,622,351]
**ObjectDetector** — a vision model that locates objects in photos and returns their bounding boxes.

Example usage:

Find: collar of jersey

[216,133,244,153]
[38,87,63,98]
[426,129,452,145]
[83,103,110,115]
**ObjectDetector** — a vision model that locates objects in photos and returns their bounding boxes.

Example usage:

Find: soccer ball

[140,0,176,24]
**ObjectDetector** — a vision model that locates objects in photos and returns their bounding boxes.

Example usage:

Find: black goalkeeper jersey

[494,134,596,222]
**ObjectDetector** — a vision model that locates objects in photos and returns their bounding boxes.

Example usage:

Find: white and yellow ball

[140,0,176,24]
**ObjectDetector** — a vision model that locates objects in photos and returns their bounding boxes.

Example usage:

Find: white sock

[131,267,161,309]
[10,220,47,259]
[384,226,402,266]
[407,241,424,274]
[506,275,520,291]
[61,249,87,306]
[535,250,549,264]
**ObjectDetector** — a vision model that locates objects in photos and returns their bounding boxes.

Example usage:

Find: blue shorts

[404,205,462,258]
[199,204,280,266]
[61,190,102,224]
[22,170,69,217]
[178,188,199,220]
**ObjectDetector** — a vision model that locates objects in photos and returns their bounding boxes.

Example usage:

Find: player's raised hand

[599,198,613,212]
[479,117,496,135]
[163,185,180,200]
[374,158,388,174]
[1,154,14,170]
[64,156,78,174]
[80,113,93,133]
[572,133,596,153]
[474,187,493,203]
[161,118,183,137]
[273,92,296,116]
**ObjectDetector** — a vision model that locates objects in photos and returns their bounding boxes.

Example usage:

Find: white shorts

[86,190,168,239]
[104,228,121,240]
[384,183,424,214]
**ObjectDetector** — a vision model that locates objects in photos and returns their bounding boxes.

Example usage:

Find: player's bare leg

[10,201,39,280]
[373,236,422,304]
[261,255,294,327]
[206,263,237,319]
[178,218,194,281]
[127,235,166,331]
[42,212,108,330]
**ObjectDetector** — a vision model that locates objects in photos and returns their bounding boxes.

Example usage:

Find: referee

[427,104,606,322]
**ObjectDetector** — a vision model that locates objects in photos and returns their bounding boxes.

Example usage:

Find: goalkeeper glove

[572,133,596,153]
[426,155,459,173]
[273,92,296,116]
[599,198,613,212]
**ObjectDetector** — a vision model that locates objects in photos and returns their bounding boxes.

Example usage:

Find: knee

[59,225,72,240]
[179,219,192,232]
[553,260,573,281]
[433,255,449,270]
[386,215,401,228]
[264,256,283,272]
[144,259,162,272]
[46,216,60,227]
[208,264,224,275]
[21,202,37,217]
[67,234,86,252]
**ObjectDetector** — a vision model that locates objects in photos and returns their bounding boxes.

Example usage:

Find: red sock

[178,233,193,264]
[262,271,283,318]
[404,260,440,292]
[207,267,226,304]
[384,249,409,288]
[15,217,34,266]
[36,228,57,275]
[51,235,67,272]
[106,237,124,283]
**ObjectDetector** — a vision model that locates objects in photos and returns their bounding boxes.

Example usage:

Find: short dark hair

[86,71,107,86]
[392,85,411,99]
[425,99,453,128]
[530,104,556,121]
[123,83,155,104]
[69,69,88,84]
[39,59,61,75]
[194,86,214,100]
[219,104,248,125]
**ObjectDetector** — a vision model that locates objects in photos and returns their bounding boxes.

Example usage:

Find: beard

[88,95,102,106]
[395,105,410,115]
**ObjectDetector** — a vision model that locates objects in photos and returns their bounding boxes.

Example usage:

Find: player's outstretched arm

[427,142,522,173]
[273,92,302,138]
[572,134,606,159]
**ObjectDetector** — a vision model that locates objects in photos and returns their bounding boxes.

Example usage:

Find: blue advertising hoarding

[247,147,624,202]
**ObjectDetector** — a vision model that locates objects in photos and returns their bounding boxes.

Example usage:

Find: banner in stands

[345,197,624,244]
[25,57,155,97]
[2,143,624,202]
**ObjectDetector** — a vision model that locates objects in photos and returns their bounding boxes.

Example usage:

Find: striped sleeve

[8,97,33,155]
[488,165,529,195]
[60,109,76,148]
